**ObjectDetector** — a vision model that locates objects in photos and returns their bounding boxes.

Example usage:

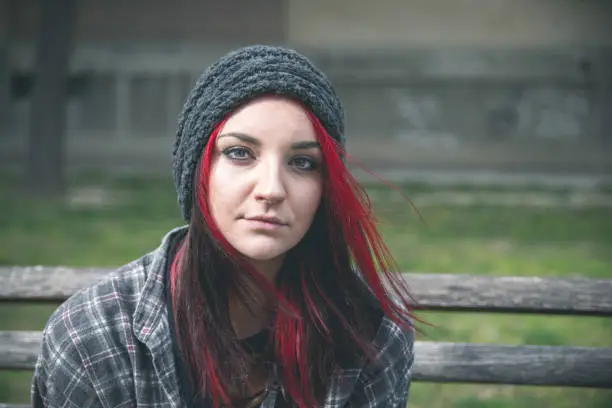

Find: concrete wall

[306,47,611,173]
[8,0,612,47]
[288,0,612,48]
[8,0,287,43]
[295,0,612,173]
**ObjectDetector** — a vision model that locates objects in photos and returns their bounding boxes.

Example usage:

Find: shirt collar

[133,225,189,406]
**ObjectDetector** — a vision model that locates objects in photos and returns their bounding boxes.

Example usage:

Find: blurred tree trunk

[26,0,76,198]
[0,1,12,134]
[0,46,9,135]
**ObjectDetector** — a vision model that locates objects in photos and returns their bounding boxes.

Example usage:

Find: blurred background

[0,0,611,406]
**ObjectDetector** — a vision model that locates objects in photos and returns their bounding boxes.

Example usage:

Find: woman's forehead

[219,97,317,143]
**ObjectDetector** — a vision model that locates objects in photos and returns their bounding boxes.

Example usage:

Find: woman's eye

[223,147,252,161]
[291,156,318,171]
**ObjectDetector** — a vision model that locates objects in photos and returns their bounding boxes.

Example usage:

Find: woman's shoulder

[40,227,185,350]
[363,283,415,370]
[359,316,414,388]
[42,226,184,344]
[31,252,168,406]
[375,314,415,357]
[41,254,152,348]
[352,274,415,366]
[32,228,188,406]
[332,310,415,406]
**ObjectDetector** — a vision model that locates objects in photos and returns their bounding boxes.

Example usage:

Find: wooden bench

[1,266,611,407]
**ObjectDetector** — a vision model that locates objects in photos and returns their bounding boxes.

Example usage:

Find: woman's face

[207,96,323,276]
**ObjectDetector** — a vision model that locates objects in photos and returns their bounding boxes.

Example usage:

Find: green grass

[1,173,611,406]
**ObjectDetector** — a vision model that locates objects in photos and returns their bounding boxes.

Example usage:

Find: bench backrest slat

[3,267,611,406]
[2,331,611,388]
[1,267,611,316]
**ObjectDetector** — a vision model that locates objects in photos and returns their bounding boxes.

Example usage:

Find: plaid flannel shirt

[31,226,414,408]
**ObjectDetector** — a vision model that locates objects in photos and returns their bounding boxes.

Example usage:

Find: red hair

[170,107,415,407]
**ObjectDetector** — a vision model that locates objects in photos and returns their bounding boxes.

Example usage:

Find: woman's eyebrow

[218,132,320,150]
[291,141,320,150]
[218,132,259,145]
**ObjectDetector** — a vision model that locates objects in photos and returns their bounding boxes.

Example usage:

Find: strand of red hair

[309,112,418,324]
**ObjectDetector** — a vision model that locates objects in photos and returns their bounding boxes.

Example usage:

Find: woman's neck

[229,255,284,339]
[229,291,273,339]
[229,266,279,339]
[248,254,285,282]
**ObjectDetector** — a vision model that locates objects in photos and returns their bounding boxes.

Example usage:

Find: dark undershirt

[164,235,285,408]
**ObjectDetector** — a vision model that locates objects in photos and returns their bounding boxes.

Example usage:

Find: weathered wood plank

[0,331,41,370]
[2,331,611,388]
[415,341,612,388]
[0,405,30,408]
[0,266,114,302]
[406,273,612,316]
[1,266,612,315]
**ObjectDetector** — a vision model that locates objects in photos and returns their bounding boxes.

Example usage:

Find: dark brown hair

[170,111,415,407]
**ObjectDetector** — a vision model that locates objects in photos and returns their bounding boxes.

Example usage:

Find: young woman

[32,45,415,408]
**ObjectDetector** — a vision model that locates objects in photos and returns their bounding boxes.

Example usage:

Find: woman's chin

[231,237,296,263]
[242,249,286,263]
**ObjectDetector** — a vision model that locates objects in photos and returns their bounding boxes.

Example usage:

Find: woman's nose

[253,160,287,205]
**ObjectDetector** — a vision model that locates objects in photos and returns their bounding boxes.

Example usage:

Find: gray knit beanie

[173,44,345,221]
